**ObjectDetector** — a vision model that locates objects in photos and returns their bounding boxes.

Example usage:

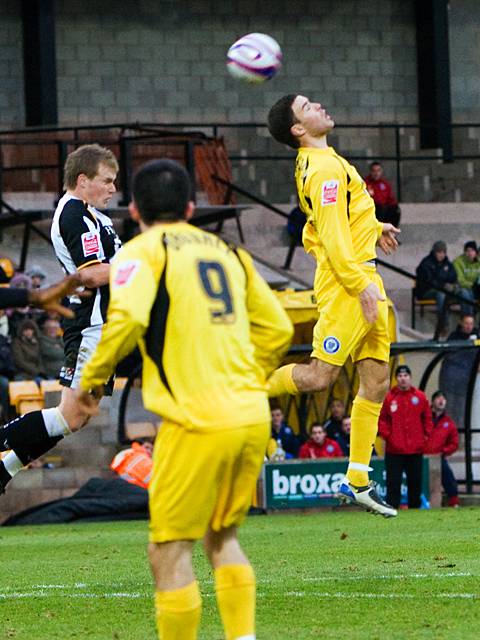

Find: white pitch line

[285,591,479,600]
[0,591,144,600]
[301,571,472,582]
[0,571,473,595]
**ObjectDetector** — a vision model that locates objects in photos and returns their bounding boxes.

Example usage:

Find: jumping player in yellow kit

[267,94,400,517]
[76,159,293,640]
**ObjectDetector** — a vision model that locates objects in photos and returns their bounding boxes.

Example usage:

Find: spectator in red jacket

[299,423,343,459]
[364,161,400,227]
[378,365,433,508]
[425,391,460,507]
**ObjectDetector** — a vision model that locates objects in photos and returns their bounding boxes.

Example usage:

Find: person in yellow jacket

[267,94,400,517]
[76,159,293,640]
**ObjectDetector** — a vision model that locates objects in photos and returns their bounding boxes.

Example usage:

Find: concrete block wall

[0,0,25,128]
[2,1,480,200]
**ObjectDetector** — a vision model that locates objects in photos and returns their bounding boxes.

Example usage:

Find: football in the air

[226,32,282,83]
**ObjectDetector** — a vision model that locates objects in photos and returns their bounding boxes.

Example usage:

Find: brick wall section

[53,0,418,125]
[1,1,480,200]
[0,0,24,128]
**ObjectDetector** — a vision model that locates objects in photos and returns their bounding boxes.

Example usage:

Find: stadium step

[0,466,113,521]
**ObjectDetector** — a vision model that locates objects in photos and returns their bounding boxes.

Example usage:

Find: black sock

[0,411,50,452]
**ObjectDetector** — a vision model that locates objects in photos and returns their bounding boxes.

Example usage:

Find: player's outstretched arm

[377,223,400,255]
[28,273,85,318]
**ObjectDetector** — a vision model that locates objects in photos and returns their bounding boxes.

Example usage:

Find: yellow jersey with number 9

[82,221,293,430]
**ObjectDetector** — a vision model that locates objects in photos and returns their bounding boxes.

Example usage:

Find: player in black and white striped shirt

[0,144,122,493]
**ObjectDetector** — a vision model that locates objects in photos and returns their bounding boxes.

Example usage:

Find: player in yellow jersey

[76,159,293,640]
[267,94,400,517]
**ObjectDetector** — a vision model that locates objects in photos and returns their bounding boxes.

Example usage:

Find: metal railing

[2,120,480,206]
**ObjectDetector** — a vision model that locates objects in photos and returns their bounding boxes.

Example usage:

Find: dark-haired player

[267,94,400,517]
[76,158,293,640]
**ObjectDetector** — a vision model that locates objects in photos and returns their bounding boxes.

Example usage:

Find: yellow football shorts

[312,266,390,366]
[149,420,270,543]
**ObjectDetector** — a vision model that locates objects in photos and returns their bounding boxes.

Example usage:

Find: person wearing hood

[378,365,433,509]
[415,240,458,338]
[12,318,46,383]
[452,241,480,316]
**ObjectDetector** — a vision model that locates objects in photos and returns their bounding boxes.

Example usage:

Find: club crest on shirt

[411,396,419,405]
[113,260,140,287]
[81,231,100,257]
[323,336,340,354]
[321,180,339,206]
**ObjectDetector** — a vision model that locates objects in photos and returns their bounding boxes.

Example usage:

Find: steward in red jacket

[364,161,400,227]
[425,390,460,506]
[299,424,343,459]
[425,411,459,455]
[378,365,433,509]
[378,385,433,454]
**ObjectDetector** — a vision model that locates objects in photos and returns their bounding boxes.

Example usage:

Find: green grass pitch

[1,508,479,639]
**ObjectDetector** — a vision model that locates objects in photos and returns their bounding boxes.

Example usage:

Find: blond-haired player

[76,159,293,640]
[268,94,400,517]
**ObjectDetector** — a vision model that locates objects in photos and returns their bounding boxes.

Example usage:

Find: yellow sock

[215,564,256,640]
[267,364,298,397]
[346,395,382,487]
[155,581,201,640]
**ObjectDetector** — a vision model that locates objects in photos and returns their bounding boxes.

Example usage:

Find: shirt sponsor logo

[81,232,100,257]
[323,336,340,354]
[113,260,140,287]
[321,180,339,205]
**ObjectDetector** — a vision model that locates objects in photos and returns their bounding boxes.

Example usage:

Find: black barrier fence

[2,120,480,207]
[117,339,480,494]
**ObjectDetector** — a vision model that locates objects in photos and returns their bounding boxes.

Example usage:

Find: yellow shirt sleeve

[80,243,161,391]
[236,248,294,379]
[309,167,372,296]
[376,220,384,240]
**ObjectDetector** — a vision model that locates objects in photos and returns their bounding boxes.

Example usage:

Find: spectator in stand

[364,161,401,227]
[452,241,480,316]
[324,398,346,439]
[26,266,47,290]
[415,241,458,339]
[425,391,459,508]
[270,405,301,458]
[378,365,433,509]
[439,314,478,430]
[7,272,33,337]
[335,415,351,456]
[39,318,64,379]
[12,318,46,384]
[0,323,15,420]
[299,423,343,459]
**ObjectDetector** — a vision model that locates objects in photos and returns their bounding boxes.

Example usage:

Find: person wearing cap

[425,391,459,507]
[378,365,433,509]
[415,241,458,338]
[453,241,480,316]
